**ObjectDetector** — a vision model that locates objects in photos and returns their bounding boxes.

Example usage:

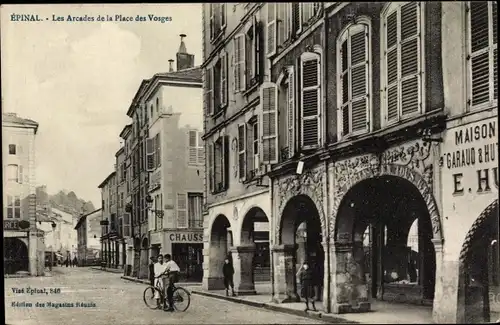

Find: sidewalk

[188,283,433,324]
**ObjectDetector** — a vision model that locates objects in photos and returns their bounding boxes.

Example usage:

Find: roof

[119,124,132,139]
[74,208,102,230]
[154,66,202,83]
[2,113,39,134]
[97,171,116,189]
[127,80,151,117]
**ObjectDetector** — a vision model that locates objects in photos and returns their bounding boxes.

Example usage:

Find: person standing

[222,257,236,297]
[296,261,316,312]
[148,256,156,287]
[163,254,180,312]
[73,257,78,267]
[153,255,168,310]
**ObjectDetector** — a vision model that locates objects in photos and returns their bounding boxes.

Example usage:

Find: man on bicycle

[163,254,180,312]
[153,254,168,310]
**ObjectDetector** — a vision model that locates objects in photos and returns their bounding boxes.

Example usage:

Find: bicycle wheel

[143,286,162,310]
[172,287,191,312]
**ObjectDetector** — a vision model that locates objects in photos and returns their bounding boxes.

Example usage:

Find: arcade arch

[206,214,232,290]
[457,199,499,324]
[4,238,29,274]
[334,175,438,312]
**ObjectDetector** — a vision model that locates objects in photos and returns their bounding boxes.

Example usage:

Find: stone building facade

[203,2,498,323]
[201,3,273,293]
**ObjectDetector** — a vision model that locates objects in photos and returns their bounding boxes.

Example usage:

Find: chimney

[168,59,175,72]
[176,34,195,71]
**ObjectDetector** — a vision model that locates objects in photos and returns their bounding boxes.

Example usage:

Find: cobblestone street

[4,267,328,325]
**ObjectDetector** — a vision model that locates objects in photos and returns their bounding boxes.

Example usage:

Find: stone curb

[90,267,124,274]
[120,275,201,287]
[190,290,359,324]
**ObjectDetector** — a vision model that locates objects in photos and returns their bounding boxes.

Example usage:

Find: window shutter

[302,3,313,23]
[176,193,187,228]
[215,141,222,191]
[210,4,215,40]
[238,124,247,180]
[469,1,497,106]
[300,54,321,149]
[267,3,277,57]
[208,143,214,193]
[189,130,198,165]
[146,138,155,171]
[223,136,230,189]
[293,3,303,35]
[386,11,399,123]
[220,3,226,29]
[400,2,420,117]
[340,39,350,137]
[261,83,279,164]
[277,3,286,46]
[197,132,204,165]
[220,51,228,107]
[18,165,23,184]
[234,35,245,92]
[350,26,369,134]
[152,135,157,168]
[255,21,263,79]
[156,134,161,167]
[287,69,296,158]
[206,67,214,115]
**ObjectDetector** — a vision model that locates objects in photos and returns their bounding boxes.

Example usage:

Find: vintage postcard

[2,3,499,325]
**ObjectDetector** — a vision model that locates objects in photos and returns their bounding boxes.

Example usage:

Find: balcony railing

[188,219,204,228]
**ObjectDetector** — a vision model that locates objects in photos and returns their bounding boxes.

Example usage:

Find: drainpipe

[270,176,275,299]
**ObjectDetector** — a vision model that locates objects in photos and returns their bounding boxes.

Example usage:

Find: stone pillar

[231,245,257,295]
[28,230,38,276]
[272,244,300,303]
[203,229,228,290]
[330,243,370,314]
[322,241,330,312]
[432,240,461,323]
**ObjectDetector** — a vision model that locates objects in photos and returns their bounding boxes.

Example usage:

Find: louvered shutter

[287,69,296,158]
[18,165,23,184]
[215,140,222,190]
[234,35,245,92]
[340,39,350,136]
[400,2,420,117]
[189,130,197,165]
[208,143,215,193]
[206,67,214,115]
[197,132,204,165]
[156,134,161,167]
[223,136,230,189]
[277,3,286,46]
[210,4,215,40]
[152,135,157,168]
[176,193,187,228]
[238,124,247,180]
[293,3,302,35]
[221,51,228,107]
[386,10,399,123]
[261,83,279,164]
[301,54,321,149]
[350,26,369,134]
[267,3,277,57]
[146,138,155,171]
[468,1,497,106]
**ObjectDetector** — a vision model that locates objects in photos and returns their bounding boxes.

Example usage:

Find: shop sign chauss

[440,117,498,195]
[168,231,203,242]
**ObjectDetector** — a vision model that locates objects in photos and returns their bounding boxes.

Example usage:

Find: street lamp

[145,195,164,218]
[50,222,56,271]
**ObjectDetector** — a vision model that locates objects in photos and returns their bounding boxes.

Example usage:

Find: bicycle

[143,275,191,312]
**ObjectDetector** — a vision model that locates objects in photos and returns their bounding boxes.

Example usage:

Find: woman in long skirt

[296,261,316,311]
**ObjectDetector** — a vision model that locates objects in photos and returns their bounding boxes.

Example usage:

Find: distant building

[74,209,102,266]
[2,112,44,276]
[98,171,119,269]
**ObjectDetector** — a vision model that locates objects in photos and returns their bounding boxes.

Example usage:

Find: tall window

[338,22,371,139]
[467,1,497,108]
[208,136,229,193]
[206,51,228,116]
[188,130,204,166]
[278,66,295,160]
[188,193,203,228]
[261,83,279,164]
[209,3,226,41]
[9,144,16,155]
[7,164,22,183]
[382,2,424,125]
[300,50,322,150]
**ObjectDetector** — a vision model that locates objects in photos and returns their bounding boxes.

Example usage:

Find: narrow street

[4,267,328,325]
